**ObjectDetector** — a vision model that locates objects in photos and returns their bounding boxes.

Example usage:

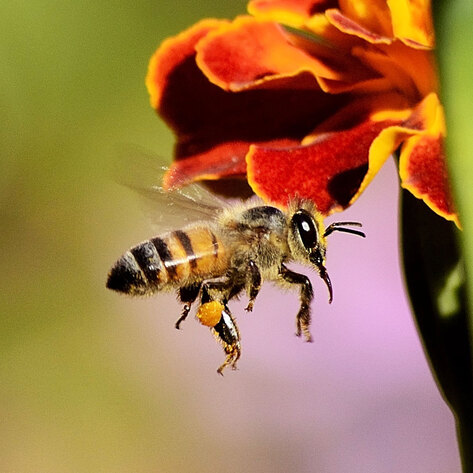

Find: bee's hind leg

[175,282,202,329]
[198,277,243,374]
[211,303,241,375]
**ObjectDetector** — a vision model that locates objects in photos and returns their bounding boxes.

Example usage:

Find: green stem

[401,190,473,470]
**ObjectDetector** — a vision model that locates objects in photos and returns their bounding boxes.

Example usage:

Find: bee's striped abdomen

[179,226,225,278]
[107,226,227,296]
[106,239,164,295]
[131,241,162,285]
[151,236,179,281]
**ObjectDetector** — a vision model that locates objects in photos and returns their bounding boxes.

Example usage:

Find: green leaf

[433,0,473,466]
[401,190,473,468]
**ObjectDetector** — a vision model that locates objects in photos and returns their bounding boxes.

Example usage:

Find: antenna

[324,221,365,238]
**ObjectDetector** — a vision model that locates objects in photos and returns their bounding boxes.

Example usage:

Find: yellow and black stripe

[107,227,227,296]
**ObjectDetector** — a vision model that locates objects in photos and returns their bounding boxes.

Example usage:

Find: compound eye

[292,210,318,250]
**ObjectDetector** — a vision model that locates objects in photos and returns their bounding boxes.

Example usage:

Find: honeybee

[106,171,365,374]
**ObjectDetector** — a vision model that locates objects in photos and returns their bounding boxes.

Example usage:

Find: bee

[106,173,365,374]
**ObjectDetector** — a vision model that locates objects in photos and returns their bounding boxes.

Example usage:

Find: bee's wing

[113,146,228,231]
[137,179,227,230]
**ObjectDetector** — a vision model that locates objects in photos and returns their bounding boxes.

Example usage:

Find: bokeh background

[1,1,462,472]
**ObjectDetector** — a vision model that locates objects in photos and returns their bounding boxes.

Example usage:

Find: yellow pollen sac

[196,301,224,327]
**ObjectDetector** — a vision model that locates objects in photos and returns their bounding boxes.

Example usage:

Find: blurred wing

[113,145,227,231]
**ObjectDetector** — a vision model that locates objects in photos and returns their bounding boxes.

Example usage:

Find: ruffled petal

[247,0,333,27]
[149,0,451,224]
[247,95,409,214]
[387,0,434,48]
[350,102,423,202]
[163,142,249,190]
[400,134,457,223]
[352,42,437,102]
[247,0,348,46]
[147,18,349,186]
[398,93,458,225]
[196,17,344,91]
[163,138,296,190]
[337,0,393,38]
[196,16,381,93]
[326,8,393,44]
[146,19,227,109]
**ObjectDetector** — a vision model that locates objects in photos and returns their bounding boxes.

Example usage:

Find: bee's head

[287,200,365,303]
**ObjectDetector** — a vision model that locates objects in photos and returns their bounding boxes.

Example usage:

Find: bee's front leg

[245,260,262,312]
[279,264,314,342]
[175,282,202,329]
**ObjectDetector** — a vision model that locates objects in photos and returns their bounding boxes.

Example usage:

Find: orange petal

[146,19,227,109]
[197,16,381,93]
[195,17,344,91]
[387,0,435,48]
[337,0,394,38]
[352,42,437,102]
[247,0,326,28]
[326,8,393,44]
[248,0,334,17]
[248,0,352,48]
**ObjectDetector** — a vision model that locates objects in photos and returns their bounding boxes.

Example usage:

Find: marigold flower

[146,0,458,226]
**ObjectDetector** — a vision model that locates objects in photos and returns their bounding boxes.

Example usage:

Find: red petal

[247,111,400,214]
[400,134,457,224]
[398,94,458,225]
[148,23,351,186]
[163,138,297,190]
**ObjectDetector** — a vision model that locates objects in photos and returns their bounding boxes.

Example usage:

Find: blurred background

[0,1,461,472]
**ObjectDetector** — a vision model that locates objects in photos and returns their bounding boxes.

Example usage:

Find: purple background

[105,159,461,472]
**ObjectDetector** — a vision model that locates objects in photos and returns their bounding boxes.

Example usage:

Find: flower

[146,0,458,226]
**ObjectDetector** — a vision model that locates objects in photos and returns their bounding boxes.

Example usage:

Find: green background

[0,2,246,472]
